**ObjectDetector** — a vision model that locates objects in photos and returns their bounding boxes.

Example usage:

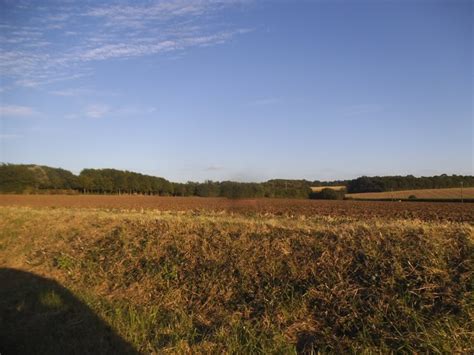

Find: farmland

[347,187,474,201]
[310,186,346,192]
[0,194,473,222]
[2,0,472,353]
[0,196,473,354]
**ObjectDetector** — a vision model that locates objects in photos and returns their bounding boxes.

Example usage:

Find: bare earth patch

[0,194,472,222]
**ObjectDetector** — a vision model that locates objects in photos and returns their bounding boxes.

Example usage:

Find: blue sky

[0,0,472,182]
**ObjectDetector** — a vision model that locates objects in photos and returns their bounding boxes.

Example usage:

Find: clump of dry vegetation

[0,207,473,354]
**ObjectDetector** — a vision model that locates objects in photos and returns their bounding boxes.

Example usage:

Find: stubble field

[0,195,472,354]
[347,187,474,201]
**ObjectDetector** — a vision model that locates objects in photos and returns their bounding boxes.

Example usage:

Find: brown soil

[0,194,472,223]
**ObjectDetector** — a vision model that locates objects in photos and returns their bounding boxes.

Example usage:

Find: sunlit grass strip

[0,207,472,353]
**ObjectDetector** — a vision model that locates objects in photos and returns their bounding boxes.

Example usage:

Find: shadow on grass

[0,268,139,355]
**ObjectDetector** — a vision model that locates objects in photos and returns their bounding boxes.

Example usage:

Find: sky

[0,0,472,182]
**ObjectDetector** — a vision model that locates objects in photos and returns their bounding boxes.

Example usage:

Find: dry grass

[0,206,473,354]
[310,186,346,192]
[347,187,474,200]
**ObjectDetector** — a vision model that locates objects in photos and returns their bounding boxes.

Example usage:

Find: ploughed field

[0,194,473,222]
[0,197,473,353]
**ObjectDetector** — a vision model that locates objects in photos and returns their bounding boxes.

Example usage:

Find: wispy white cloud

[0,1,254,88]
[13,72,92,89]
[50,88,89,97]
[85,1,250,28]
[84,104,111,119]
[75,30,250,62]
[65,104,157,119]
[0,105,36,117]
[49,87,118,97]
[77,41,178,61]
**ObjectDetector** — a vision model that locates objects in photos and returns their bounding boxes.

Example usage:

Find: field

[0,196,473,354]
[310,186,346,192]
[347,187,474,201]
[0,194,473,222]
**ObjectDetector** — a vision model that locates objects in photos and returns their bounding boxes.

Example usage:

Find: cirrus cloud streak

[0,1,254,89]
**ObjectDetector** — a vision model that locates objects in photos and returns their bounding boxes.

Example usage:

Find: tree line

[0,164,472,198]
[0,164,79,193]
[0,164,316,198]
[346,175,474,193]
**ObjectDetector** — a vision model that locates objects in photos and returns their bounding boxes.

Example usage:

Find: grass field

[0,197,473,354]
[347,187,474,201]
